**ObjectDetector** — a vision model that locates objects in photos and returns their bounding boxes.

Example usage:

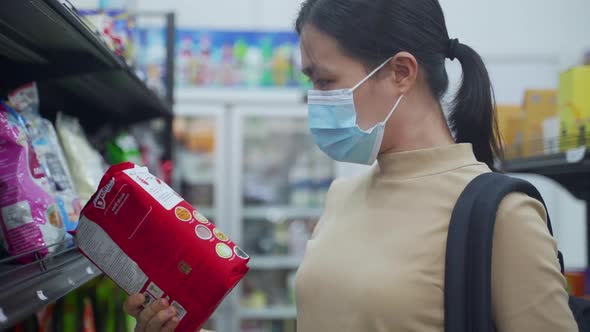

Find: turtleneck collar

[375,143,482,180]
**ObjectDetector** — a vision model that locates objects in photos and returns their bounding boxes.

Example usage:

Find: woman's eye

[314,79,332,89]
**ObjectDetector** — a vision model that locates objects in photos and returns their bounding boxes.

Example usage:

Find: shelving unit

[0,0,173,127]
[0,1,175,329]
[243,206,323,221]
[502,148,590,199]
[239,306,298,320]
[502,147,590,264]
[249,256,303,270]
[0,241,100,329]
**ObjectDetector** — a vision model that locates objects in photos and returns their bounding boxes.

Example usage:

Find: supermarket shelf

[248,256,303,270]
[0,0,172,125]
[502,148,590,175]
[243,206,323,221]
[502,147,590,200]
[0,241,101,329]
[239,306,298,320]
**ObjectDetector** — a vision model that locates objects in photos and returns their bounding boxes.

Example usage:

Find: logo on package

[93,178,115,210]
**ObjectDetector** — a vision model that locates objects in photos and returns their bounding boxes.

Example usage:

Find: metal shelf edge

[239,306,298,320]
[0,252,101,329]
[248,256,303,270]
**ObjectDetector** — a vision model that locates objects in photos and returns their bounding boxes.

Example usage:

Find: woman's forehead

[300,25,353,75]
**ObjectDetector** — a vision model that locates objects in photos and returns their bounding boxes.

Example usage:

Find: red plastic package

[76,163,249,331]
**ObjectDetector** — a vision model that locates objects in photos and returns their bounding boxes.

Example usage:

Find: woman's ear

[388,52,418,93]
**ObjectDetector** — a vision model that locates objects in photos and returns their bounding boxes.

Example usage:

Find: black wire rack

[0,239,101,330]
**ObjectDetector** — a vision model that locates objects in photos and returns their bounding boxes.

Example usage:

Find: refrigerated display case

[172,103,229,331]
[173,98,335,332]
[230,105,336,332]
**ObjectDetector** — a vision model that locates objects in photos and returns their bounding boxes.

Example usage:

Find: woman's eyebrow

[302,64,316,77]
[302,64,333,78]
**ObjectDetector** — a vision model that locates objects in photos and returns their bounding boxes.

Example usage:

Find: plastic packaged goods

[0,102,65,261]
[105,132,142,165]
[76,163,249,331]
[288,152,312,207]
[56,112,107,205]
[9,84,82,233]
[131,123,164,177]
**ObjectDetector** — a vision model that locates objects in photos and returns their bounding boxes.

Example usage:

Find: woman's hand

[124,294,179,332]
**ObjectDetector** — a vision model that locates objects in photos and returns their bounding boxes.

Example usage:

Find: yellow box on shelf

[558,66,590,150]
[523,90,558,119]
[521,90,558,157]
[496,105,524,159]
[559,107,579,151]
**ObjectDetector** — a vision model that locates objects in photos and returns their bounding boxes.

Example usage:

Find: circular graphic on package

[175,206,192,222]
[213,228,229,242]
[195,225,213,240]
[216,243,233,259]
[193,210,209,224]
[234,246,249,260]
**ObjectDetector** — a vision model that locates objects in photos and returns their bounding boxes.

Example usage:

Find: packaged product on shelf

[76,162,249,332]
[542,117,560,155]
[0,103,65,261]
[106,132,142,165]
[559,66,590,150]
[56,112,107,205]
[288,153,312,207]
[288,219,309,258]
[131,123,164,177]
[82,297,97,332]
[496,105,525,158]
[310,147,334,206]
[9,84,82,233]
[522,90,558,157]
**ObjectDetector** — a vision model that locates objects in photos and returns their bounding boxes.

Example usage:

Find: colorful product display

[105,132,142,166]
[497,62,590,160]
[521,89,558,157]
[56,112,107,205]
[79,9,136,62]
[174,117,216,207]
[0,102,65,261]
[174,29,309,89]
[559,66,590,150]
[243,118,334,206]
[9,84,82,233]
[496,105,525,158]
[77,163,249,331]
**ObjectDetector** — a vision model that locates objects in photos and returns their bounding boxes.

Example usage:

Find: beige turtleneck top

[295,143,577,332]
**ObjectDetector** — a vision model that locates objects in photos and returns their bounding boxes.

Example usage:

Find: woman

[125,0,578,331]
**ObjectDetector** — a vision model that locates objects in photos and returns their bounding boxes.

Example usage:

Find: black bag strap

[444,172,565,332]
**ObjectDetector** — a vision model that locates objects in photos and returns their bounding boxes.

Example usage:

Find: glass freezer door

[231,105,336,332]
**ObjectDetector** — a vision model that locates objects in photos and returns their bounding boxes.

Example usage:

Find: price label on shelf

[566,147,586,163]
[36,290,48,301]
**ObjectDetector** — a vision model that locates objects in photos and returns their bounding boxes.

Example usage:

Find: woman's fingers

[145,306,177,332]
[136,298,170,331]
[123,293,146,317]
[161,316,180,332]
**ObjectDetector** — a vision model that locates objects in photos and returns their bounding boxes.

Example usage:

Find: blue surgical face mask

[307,57,404,165]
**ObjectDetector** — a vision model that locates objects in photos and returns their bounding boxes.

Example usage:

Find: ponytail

[448,41,503,170]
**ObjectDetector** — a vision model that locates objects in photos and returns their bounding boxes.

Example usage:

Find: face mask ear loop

[351,56,394,92]
[383,94,404,123]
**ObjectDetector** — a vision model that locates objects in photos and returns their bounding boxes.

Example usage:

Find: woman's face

[300,25,403,130]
